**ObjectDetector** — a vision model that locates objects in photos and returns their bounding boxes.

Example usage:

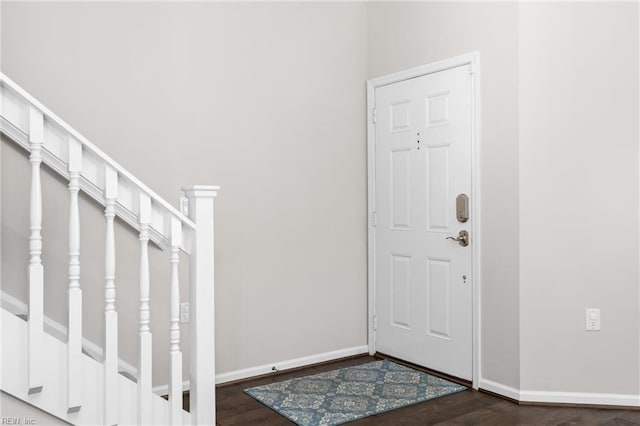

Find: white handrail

[0,72,195,232]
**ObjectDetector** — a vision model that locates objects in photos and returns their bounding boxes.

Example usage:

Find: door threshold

[374,352,472,389]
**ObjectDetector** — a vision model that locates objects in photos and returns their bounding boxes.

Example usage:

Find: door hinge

[373,315,377,331]
[371,108,377,124]
[372,211,377,227]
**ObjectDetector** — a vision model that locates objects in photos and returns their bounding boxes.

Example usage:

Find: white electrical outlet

[585,308,600,331]
[180,302,190,323]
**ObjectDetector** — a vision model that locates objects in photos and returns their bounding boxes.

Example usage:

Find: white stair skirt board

[480,378,640,408]
[1,291,139,382]
[1,391,70,425]
[1,308,191,424]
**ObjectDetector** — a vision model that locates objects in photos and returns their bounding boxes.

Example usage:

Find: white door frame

[366,52,481,389]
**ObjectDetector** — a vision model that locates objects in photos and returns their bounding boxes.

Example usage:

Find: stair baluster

[104,166,118,426]
[27,106,44,395]
[67,136,83,413]
[169,217,183,425]
[137,192,153,425]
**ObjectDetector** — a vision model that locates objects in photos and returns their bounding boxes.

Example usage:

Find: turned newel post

[182,185,219,426]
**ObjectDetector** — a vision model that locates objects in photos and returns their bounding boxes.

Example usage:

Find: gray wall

[519,1,639,394]
[368,1,521,389]
[1,2,368,384]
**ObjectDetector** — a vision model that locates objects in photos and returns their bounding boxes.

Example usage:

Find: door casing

[366,52,481,389]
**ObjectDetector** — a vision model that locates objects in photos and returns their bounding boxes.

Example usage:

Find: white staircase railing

[0,73,219,425]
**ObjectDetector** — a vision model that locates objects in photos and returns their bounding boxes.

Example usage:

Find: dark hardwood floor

[210,355,640,425]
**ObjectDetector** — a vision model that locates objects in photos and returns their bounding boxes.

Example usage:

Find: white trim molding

[215,345,369,385]
[366,52,482,389]
[156,345,368,394]
[637,0,640,408]
[479,378,520,401]
[519,390,640,408]
[480,377,640,408]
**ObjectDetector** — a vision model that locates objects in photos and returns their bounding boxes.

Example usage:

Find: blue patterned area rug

[244,360,466,425]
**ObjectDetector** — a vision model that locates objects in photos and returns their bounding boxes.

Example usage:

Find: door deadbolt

[446,230,469,247]
[456,194,469,223]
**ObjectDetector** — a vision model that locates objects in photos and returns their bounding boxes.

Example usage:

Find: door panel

[391,149,411,229]
[391,254,412,329]
[374,65,472,380]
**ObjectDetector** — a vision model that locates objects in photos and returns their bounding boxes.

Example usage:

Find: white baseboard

[519,390,640,407]
[481,376,640,407]
[215,345,369,385]
[153,345,369,394]
[1,290,139,380]
[479,378,520,401]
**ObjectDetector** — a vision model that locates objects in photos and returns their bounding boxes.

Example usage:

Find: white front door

[374,64,473,380]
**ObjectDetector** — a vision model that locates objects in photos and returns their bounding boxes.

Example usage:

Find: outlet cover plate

[585,308,600,331]
[180,302,190,324]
